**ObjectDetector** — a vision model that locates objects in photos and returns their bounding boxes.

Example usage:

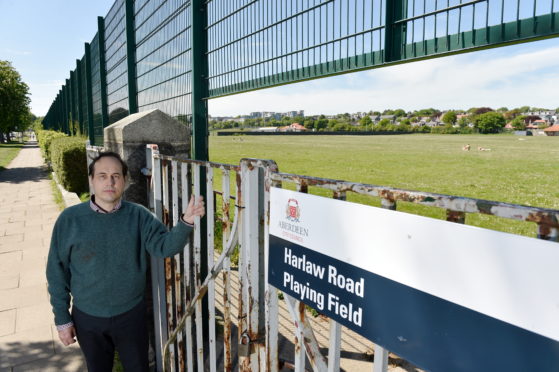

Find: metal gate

[145,144,559,372]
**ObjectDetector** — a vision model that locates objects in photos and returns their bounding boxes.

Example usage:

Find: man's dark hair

[88,152,129,177]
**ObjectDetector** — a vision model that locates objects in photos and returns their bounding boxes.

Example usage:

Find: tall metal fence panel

[90,32,106,146]
[42,0,559,146]
[135,0,192,122]
[105,0,131,124]
[79,54,89,138]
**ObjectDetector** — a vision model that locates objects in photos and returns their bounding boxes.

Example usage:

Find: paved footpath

[0,142,86,372]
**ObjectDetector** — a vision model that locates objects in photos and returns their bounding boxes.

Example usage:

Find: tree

[416,108,437,116]
[359,115,372,128]
[376,118,391,129]
[504,108,522,120]
[303,119,314,130]
[474,111,506,134]
[393,109,406,118]
[327,119,339,129]
[314,118,328,131]
[0,60,31,142]
[442,111,457,125]
[511,116,526,130]
[523,115,541,124]
[474,107,493,115]
[457,117,469,128]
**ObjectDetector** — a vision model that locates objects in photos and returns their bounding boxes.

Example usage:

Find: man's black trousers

[72,301,149,372]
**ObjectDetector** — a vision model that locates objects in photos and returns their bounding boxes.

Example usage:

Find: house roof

[543,124,559,132]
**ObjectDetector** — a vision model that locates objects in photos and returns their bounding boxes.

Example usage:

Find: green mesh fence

[42,0,559,145]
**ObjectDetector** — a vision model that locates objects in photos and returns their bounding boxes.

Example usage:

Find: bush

[50,136,88,194]
[37,130,66,163]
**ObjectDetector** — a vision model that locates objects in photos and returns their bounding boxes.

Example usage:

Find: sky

[1,0,559,118]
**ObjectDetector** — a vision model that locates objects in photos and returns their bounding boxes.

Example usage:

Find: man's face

[89,156,126,206]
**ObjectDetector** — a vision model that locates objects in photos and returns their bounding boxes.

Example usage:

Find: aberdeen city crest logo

[286,198,301,222]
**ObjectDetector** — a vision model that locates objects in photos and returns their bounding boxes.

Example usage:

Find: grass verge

[0,142,24,172]
[49,175,65,211]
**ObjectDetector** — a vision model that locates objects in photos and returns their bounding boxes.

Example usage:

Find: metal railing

[144,144,558,372]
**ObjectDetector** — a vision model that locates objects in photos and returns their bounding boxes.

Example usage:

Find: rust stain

[294,336,301,353]
[178,339,185,371]
[222,270,232,372]
[446,210,466,224]
[529,212,559,227]
[298,301,305,321]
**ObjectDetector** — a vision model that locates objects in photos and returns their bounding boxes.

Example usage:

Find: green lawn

[0,142,24,171]
[209,134,559,237]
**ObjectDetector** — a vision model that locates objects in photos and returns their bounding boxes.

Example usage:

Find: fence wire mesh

[43,0,559,143]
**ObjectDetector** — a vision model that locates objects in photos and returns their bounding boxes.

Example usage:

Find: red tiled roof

[543,124,559,132]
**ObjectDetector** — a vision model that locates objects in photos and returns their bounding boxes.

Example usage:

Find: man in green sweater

[46,152,205,372]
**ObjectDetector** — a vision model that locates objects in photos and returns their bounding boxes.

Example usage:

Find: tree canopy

[0,60,31,142]
[474,112,506,134]
[442,111,457,125]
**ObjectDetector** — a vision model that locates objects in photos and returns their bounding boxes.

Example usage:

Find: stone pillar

[103,109,190,206]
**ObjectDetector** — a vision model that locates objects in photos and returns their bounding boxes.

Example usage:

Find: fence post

[264,163,280,372]
[384,0,406,63]
[191,0,210,347]
[64,80,71,134]
[84,43,95,145]
[97,16,109,129]
[240,159,267,369]
[125,0,138,114]
[147,144,168,372]
[70,70,77,135]
[76,59,84,135]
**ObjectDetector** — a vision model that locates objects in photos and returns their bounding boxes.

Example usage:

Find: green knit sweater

[46,201,192,325]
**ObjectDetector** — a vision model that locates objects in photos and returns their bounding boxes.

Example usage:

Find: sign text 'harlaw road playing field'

[268,187,559,372]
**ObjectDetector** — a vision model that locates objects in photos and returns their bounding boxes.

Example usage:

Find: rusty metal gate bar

[146,146,559,372]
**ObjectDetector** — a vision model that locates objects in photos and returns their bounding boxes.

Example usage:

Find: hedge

[37,130,66,163]
[50,136,88,194]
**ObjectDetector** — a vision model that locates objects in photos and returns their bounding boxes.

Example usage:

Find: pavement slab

[0,275,19,290]
[0,309,16,337]
[16,304,53,333]
[0,285,48,312]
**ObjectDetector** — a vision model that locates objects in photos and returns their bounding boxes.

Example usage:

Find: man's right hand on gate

[58,326,77,346]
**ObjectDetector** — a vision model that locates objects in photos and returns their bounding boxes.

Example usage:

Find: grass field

[0,142,24,172]
[209,134,559,237]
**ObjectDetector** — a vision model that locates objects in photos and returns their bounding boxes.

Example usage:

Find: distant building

[255,127,279,132]
[378,115,395,123]
[285,110,304,118]
[543,124,559,136]
[279,123,307,132]
[247,110,303,119]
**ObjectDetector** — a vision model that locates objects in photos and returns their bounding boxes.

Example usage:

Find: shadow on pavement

[0,166,49,184]
[0,141,46,184]
[0,340,86,371]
